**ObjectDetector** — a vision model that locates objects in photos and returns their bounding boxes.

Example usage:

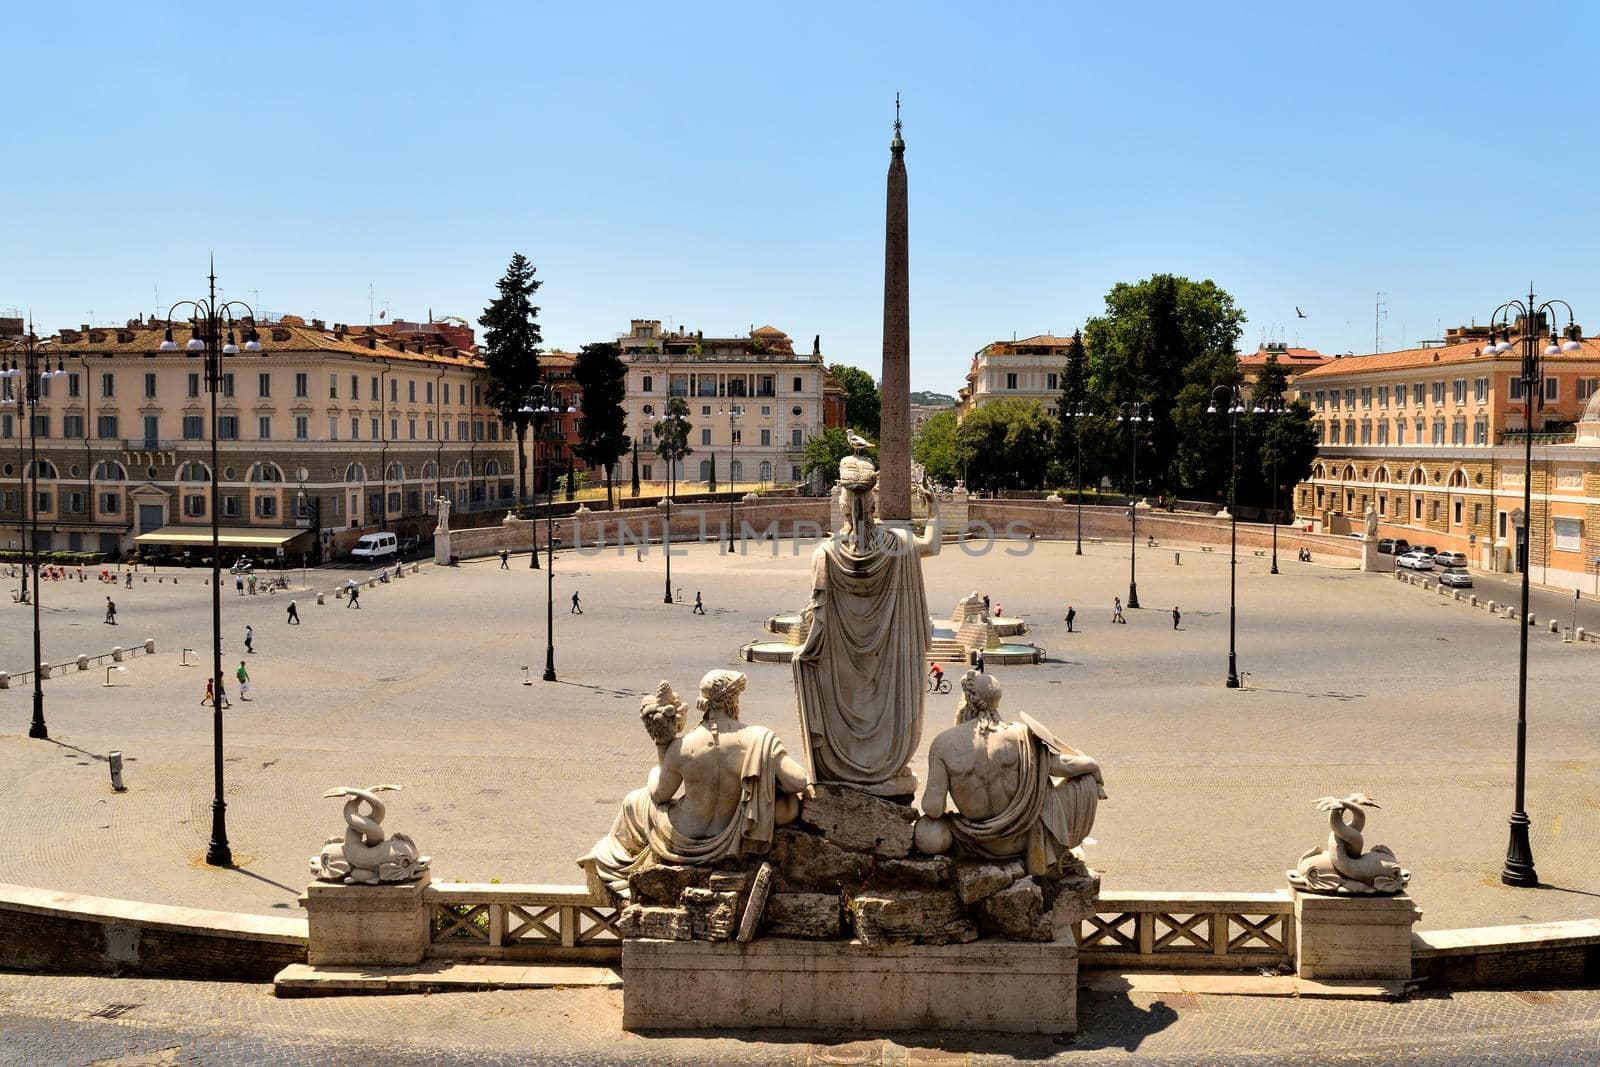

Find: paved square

[2,534,1597,931]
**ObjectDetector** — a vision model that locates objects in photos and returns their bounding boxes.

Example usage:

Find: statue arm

[1049,751,1107,796]
[776,751,809,795]
[914,490,942,557]
[920,751,950,818]
[649,740,684,804]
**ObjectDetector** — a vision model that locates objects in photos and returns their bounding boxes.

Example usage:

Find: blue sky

[6,1,1599,393]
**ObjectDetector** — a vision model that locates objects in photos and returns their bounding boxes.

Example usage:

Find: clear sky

[6,1,1598,393]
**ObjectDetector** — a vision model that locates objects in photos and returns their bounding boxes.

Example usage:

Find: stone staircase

[928,636,967,664]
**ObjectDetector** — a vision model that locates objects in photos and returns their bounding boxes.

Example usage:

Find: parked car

[399,535,422,556]
[1439,570,1473,588]
[350,532,399,563]
[1377,538,1411,555]
[1433,551,1467,569]
[1396,550,1434,571]
[1415,545,1440,559]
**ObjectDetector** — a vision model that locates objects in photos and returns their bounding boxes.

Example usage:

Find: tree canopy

[911,409,967,487]
[956,400,1055,492]
[829,364,881,435]
[653,396,693,494]
[804,426,875,488]
[477,253,543,501]
[571,341,630,510]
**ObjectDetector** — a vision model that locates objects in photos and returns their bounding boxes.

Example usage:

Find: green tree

[477,253,543,503]
[804,426,875,488]
[829,364,881,434]
[571,341,630,510]
[956,400,1055,492]
[653,396,693,496]
[630,440,641,498]
[1055,329,1092,493]
[707,452,717,493]
[1083,274,1246,496]
[911,409,968,487]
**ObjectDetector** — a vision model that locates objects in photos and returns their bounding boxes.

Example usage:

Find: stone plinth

[301,872,431,967]
[622,934,1078,1033]
[1360,539,1386,573]
[1293,887,1420,980]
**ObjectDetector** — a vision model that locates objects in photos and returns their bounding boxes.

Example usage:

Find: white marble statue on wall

[1289,793,1410,894]
[793,436,940,798]
[1363,504,1378,540]
[434,496,451,534]
[582,671,810,898]
[915,671,1105,876]
[312,785,431,885]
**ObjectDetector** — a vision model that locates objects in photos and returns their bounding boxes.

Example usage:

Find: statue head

[696,669,747,721]
[955,670,1003,731]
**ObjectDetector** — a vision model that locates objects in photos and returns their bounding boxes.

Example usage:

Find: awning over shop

[133,526,312,550]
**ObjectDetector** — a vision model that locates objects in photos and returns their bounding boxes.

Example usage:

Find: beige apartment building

[957,334,1071,418]
[1291,325,1600,588]
[617,320,837,488]
[1,315,520,558]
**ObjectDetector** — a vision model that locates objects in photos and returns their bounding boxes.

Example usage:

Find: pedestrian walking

[125,571,132,589]
[1112,596,1125,624]
[247,573,258,595]
[571,591,583,614]
[104,597,117,625]
[499,549,509,569]
[1065,605,1076,632]
[348,584,360,609]
[236,660,251,701]
[203,678,214,706]
[1172,606,1182,630]
[236,574,245,595]
[244,625,254,654]
[286,600,300,625]
[974,648,986,673]
[693,591,706,615]
[982,594,991,616]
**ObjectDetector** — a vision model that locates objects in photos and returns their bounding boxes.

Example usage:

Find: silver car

[1433,551,1467,569]
[1439,570,1473,588]
[1396,550,1434,571]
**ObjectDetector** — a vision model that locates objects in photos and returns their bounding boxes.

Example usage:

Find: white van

[350,532,398,563]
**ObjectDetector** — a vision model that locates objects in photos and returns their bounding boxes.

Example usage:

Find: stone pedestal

[622,934,1078,1033]
[1360,539,1386,572]
[1292,887,1420,980]
[301,872,432,966]
[433,528,451,566]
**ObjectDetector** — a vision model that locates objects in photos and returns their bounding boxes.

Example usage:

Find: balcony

[1497,429,1575,445]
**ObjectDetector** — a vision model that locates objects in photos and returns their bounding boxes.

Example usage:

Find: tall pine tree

[477,253,543,504]
[571,341,631,511]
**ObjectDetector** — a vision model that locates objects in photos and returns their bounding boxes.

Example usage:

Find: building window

[1415,496,1423,520]
[1498,511,1507,537]
[258,415,272,439]
[221,373,234,398]
[791,465,803,481]
[219,416,239,440]
[352,375,360,400]
[329,416,339,440]
[1428,381,1441,405]
[731,429,743,446]
[390,378,399,403]
[408,418,416,440]
[457,419,468,440]
[1413,383,1425,405]
[642,463,653,481]
[1344,388,1355,408]
[1006,373,1018,390]
[1315,390,1325,410]
[63,491,85,514]
[1431,420,1445,445]
[1553,517,1583,553]
[1396,421,1406,445]
[1579,378,1599,401]
[408,380,417,403]
[1473,503,1482,526]
[96,414,119,440]
[1329,422,1341,444]
[34,491,51,512]
[1377,386,1388,408]
[791,427,804,448]
[294,372,308,398]
[1509,376,1525,400]
[257,372,271,398]
[1329,391,1340,410]
[1359,421,1371,445]
[67,372,80,398]
[371,417,380,440]
[351,417,360,440]
[329,373,338,399]
[183,415,204,440]
[1452,379,1466,404]
[222,495,240,518]
[793,377,803,392]
[426,420,433,440]
[295,415,309,440]
[99,492,120,515]
[101,372,115,398]
[1047,372,1058,391]
[1451,418,1466,445]
[255,495,276,519]
[144,372,157,399]
[371,376,379,401]
[1376,421,1388,445]
[63,414,85,439]
[425,381,434,403]
[390,418,399,440]
[30,414,49,437]
[1361,387,1372,408]
[1474,416,1488,444]
[1544,377,1559,402]
[700,428,713,446]
[1453,499,1463,525]
[188,372,201,398]
[760,428,771,446]
[1475,376,1489,402]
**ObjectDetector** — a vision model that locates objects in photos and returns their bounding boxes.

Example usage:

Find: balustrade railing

[426,883,621,963]
[1075,890,1294,971]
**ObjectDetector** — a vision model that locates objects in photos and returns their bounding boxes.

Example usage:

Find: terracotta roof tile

[9,320,482,369]
[1294,336,1600,380]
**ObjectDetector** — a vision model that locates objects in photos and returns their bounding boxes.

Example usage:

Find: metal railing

[426,883,621,963]
[1075,890,1294,971]
[3,641,154,687]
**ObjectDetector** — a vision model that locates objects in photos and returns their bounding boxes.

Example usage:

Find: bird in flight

[1295,306,1308,319]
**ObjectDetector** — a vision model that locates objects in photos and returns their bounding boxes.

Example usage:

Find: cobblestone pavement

[0,973,1598,1065]
[2,537,1598,931]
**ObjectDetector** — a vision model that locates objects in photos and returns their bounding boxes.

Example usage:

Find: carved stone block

[764,892,843,939]
[629,862,706,905]
[619,904,695,941]
[798,783,919,857]
[953,861,1025,906]
[682,888,740,941]
[846,888,978,946]
[1045,870,1101,929]
[976,880,1052,942]
[868,856,952,890]
[771,827,874,891]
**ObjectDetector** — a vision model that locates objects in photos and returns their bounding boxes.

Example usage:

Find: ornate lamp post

[3,326,68,740]
[1063,403,1089,555]
[1208,385,1260,689]
[520,384,573,682]
[1116,402,1153,609]
[159,267,261,866]
[1258,394,1288,574]
[1482,289,1582,888]
[655,407,687,603]
[722,404,742,553]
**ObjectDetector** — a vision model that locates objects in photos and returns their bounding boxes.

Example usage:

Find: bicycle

[927,674,951,694]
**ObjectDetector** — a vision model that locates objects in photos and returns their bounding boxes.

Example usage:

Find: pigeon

[1295,306,1308,319]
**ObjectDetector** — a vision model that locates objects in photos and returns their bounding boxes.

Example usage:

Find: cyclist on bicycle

[928,661,944,691]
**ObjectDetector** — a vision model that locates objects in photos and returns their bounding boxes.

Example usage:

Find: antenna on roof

[1375,291,1388,353]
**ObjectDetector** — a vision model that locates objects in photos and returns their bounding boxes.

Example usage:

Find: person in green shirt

[237,660,251,701]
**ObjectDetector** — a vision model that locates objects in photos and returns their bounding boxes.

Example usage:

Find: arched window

[759,460,773,483]
[344,462,367,483]
[1373,466,1390,484]
[385,461,405,481]
[26,459,58,479]
[1409,467,1426,485]
[1342,464,1357,481]
[93,460,127,481]
[420,461,437,480]
[699,459,712,481]
[1312,463,1325,480]
[729,460,743,482]
[178,461,211,483]
[453,459,472,478]
[1448,468,1467,488]
[484,459,501,477]
[249,462,285,483]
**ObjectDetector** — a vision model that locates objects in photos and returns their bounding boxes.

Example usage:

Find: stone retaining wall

[0,883,306,982]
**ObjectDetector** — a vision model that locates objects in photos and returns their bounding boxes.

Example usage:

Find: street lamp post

[1064,403,1088,555]
[6,365,29,606]
[3,325,68,740]
[656,408,686,604]
[1208,385,1257,689]
[160,267,261,867]
[723,404,741,553]
[1482,289,1583,888]
[520,385,574,682]
[1259,395,1287,575]
[1116,402,1152,609]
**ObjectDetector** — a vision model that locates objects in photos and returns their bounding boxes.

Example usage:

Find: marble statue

[793,438,939,797]
[953,590,987,624]
[582,670,809,899]
[312,785,430,885]
[1288,793,1410,895]
[434,495,451,534]
[915,672,1105,877]
[1363,504,1378,540]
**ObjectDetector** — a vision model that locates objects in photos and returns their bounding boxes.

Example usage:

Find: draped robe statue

[793,448,938,798]
[916,671,1106,877]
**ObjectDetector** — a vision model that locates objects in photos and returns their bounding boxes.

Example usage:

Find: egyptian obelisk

[878,96,912,521]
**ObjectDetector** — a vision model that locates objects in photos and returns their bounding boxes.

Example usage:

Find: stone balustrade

[427,883,621,963]
[1076,890,1295,972]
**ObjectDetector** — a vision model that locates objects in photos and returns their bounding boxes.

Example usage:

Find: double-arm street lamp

[2,326,68,740]
[1116,402,1153,609]
[1482,289,1582,888]
[1258,394,1288,575]
[160,268,261,867]
[1063,402,1089,555]
[721,404,742,553]
[519,384,574,681]
[1208,385,1259,689]
[655,409,688,604]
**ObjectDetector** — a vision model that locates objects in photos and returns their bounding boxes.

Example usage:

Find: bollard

[1527,613,1536,626]
[1577,627,1586,641]
[412,564,419,575]
[335,587,344,598]
[1174,552,1181,565]
[1550,619,1560,633]
[0,671,9,689]
[143,576,148,583]
[77,655,89,671]
[395,567,403,579]
[316,592,325,605]
[108,751,126,792]
[112,646,124,662]
[39,661,50,679]
[144,639,155,655]
[1487,601,1496,613]
[1470,595,1478,606]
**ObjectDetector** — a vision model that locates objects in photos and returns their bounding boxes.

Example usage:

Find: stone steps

[1080,971,1410,1000]
[273,960,621,997]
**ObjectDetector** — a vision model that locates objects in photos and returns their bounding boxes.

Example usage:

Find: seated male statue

[582,670,809,899]
[915,670,1106,877]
